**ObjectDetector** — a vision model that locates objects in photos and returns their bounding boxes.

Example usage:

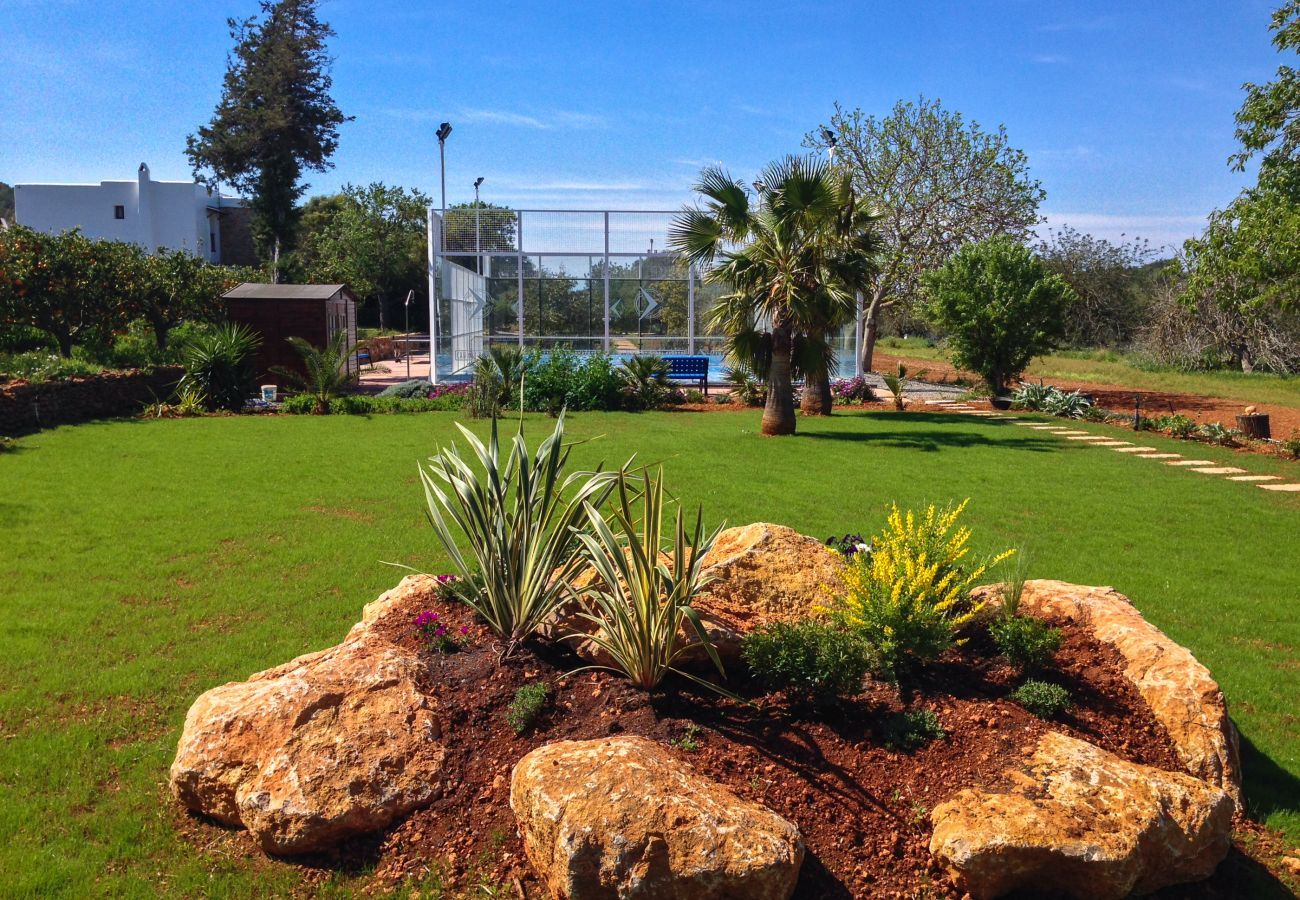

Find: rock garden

[170,416,1248,899]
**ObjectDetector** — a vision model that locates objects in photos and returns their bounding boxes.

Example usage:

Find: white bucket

[261,385,277,403]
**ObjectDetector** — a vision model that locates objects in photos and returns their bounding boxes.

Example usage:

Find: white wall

[14,165,221,262]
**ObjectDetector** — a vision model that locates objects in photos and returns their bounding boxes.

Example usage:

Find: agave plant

[419,414,621,659]
[1040,388,1093,419]
[569,467,727,691]
[271,332,355,414]
[178,322,261,412]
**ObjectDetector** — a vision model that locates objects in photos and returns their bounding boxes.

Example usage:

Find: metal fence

[426,208,857,382]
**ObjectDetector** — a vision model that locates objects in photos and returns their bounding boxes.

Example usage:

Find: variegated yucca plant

[569,467,727,692]
[419,413,620,659]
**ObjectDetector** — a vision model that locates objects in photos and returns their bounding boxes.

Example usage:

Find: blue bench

[662,355,709,396]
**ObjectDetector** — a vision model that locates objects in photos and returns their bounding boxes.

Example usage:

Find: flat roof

[224,283,353,301]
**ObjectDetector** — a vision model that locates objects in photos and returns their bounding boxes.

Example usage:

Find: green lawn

[2,410,1298,896]
[876,339,1300,410]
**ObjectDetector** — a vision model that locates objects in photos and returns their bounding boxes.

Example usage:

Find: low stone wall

[0,367,183,436]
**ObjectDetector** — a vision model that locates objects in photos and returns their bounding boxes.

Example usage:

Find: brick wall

[0,367,184,436]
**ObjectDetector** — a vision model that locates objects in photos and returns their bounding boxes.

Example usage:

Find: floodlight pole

[473,177,484,274]
[433,122,452,386]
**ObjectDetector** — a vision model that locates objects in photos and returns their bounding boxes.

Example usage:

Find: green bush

[990,615,1062,675]
[1283,429,1300,458]
[1153,413,1197,438]
[506,682,548,734]
[923,237,1077,393]
[741,620,873,705]
[882,708,946,751]
[0,352,102,384]
[618,355,672,411]
[1012,679,1071,718]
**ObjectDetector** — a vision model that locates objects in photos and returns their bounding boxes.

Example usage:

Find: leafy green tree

[297,183,430,330]
[1177,184,1300,371]
[1035,226,1157,348]
[922,236,1076,393]
[129,247,242,350]
[670,156,878,435]
[807,97,1044,373]
[1232,1,1300,180]
[186,0,351,281]
[0,227,135,356]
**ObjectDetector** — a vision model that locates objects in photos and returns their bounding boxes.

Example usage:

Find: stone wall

[0,367,183,436]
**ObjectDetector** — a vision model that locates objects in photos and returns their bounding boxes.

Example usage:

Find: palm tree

[271,332,354,414]
[670,156,879,434]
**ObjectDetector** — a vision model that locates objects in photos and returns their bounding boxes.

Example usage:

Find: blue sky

[0,1,1284,248]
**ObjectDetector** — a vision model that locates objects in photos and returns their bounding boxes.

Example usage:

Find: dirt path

[875,351,1300,440]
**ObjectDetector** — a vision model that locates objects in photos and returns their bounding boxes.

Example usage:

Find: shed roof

[223,283,355,301]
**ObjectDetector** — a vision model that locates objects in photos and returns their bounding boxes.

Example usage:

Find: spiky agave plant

[418,413,621,660]
[569,467,728,691]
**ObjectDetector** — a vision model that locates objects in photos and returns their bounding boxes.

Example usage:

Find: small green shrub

[990,616,1062,675]
[724,364,765,406]
[0,351,102,384]
[506,682,548,734]
[670,722,702,752]
[1283,429,1300,459]
[1012,679,1071,718]
[280,392,318,414]
[741,620,873,705]
[882,708,946,751]
[683,388,706,404]
[1197,421,1240,446]
[1153,413,1197,439]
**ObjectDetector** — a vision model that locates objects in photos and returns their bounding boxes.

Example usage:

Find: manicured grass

[877,340,1300,409]
[1,410,1298,896]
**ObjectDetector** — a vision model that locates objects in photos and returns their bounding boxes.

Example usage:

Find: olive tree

[922,237,1076,393]
[807,97,1044,372]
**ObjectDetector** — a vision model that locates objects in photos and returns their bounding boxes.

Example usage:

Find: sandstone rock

[169,615,444,854]
[930,731,1233,900]
[511,736,804,899]
[551,523,844,665]
[972,579,1241,804]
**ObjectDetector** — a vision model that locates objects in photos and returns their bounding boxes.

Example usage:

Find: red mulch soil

[345,593,1282,896]
[175,588,1297,898]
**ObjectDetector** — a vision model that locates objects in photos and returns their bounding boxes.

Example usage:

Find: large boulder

[930,731,1233,900]
[973,579,1241,803]
[511,736,804,900]
[169,577,446,854]
[551,523,844,665]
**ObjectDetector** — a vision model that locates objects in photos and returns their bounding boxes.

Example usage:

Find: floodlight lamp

[821,127,837,148]
[437,122,453,142]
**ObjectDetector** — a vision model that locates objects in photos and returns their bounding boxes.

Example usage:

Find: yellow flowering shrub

[823,500,1014,679]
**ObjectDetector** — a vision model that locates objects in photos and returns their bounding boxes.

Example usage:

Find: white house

[13,163,252,264]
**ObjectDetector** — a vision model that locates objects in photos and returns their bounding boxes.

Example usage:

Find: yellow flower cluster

[825,500,1014,671]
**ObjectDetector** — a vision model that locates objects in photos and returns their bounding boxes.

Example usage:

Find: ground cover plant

[1,409,1298,896]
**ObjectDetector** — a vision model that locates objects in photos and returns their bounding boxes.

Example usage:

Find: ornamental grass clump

[568,467,727,692]
[822,500,1014,680]
[419,414,620,659]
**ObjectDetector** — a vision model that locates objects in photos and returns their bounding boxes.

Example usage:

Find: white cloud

[381,108,605,131]
[1038,211,1206,250]
[1032,54,1069,65]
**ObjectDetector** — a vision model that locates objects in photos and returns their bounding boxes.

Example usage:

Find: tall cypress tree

[187,0,351,281]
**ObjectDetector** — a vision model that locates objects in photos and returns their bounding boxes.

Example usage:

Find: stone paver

[1066,435,1111,441]
[1114,446,1160,453]
[1166,460,1217,467]
[1228,475,1281,482]
[1052,430,1090,436]
[1092,441,1134,447]
[1190,467,1248,475]
[1135,453,1182,459]
[1259,483,1300,492]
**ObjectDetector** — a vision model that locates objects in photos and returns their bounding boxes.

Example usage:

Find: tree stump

[1235,414,1270,439]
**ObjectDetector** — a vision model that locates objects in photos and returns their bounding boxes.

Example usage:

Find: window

[113,205,125,220]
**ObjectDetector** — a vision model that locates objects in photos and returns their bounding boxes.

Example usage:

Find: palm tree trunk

[762,320,797,436]
[801,372,832,415]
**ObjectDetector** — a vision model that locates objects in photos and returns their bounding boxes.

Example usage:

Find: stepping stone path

[924,403,1299,503]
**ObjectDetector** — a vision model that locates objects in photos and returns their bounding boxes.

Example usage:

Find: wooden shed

[223,283,358,383]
